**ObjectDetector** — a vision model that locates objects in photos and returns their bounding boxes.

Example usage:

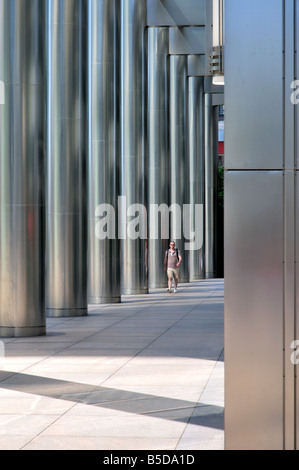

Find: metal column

[294,0,299,450]
[88,0,120,304]
[188,76,205,280]
[169,55,189,283]
[46,0,88,317]
[148,27,169,289]
[204,93,217,279]
[225,0,285,449]
[0,0,46,337]
[120,0,148,295]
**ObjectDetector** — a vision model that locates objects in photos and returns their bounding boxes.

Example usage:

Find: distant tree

[217,165,224,208]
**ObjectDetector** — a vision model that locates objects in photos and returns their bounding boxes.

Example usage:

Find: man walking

[164,241,182,293]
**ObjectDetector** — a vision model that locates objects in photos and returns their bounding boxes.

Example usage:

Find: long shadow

[104,295,225,305]
[0,278,225,433]
[0,370,224,430]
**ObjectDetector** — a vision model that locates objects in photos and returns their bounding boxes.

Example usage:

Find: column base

[89,296,121,305]
[148,283,168,289]
[121,288,149,295]
[0,326,46,338]
[189,276,205,281]
[205,273,217,279]
[46,308,88,318]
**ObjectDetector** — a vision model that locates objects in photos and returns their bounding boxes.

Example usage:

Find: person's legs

[173,269,179,292]
[167,269,173,292]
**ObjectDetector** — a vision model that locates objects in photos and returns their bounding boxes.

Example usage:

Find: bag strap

[166,248,179,260]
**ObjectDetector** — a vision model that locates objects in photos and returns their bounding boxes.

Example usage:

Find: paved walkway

[0,279,224,450]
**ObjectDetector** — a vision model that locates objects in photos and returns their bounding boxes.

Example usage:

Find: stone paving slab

[0,279,224,451]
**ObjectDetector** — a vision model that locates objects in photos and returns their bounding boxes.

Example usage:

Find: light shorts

[167,268,180,281]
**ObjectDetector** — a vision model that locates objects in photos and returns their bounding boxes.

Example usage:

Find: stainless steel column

[169,55,189,283]
[0,0,46,337]
[88,0,120,304]
[225,0,285,449]
[188,76,205,280]
[204,93,217,279]
[121,0,148,295]
[46,0,88,317]
[148,27,169,289]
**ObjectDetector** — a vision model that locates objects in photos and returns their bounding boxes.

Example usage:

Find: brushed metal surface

[224,0,290,450]
[0,0,45,86]
[148,27,169,289]
[284,170,296,450]
[295,0,299,450]
[169,27,206,55]
[225,171,284,450]
[212,93,224,106]
[295,171,299,449]
[147,0,206,27]
[169,55,189,283]
[204,76,224,95]
[0,0,46,337]
[204,93,217,279]
[88,0,121,304]
[225,0,283,170]
[188,55,206,77]
[46,0,88,317]
[283,0,296,449]
[120,0,148,295]
[188,77,205,280]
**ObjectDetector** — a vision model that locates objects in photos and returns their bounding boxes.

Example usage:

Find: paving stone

[0,279,224,450]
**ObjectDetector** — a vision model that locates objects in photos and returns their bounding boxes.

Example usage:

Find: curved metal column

[169,55,189,283]
[120,0,148,295]
[188,76,205,280]
[46,0,88,317]
[88,0,120,304]
[0,0,46,337]
[204,93,217,279]
[148,27,169,289]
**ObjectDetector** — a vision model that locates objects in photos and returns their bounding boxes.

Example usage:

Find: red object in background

[27,211,35,240]
[219,141,224,155]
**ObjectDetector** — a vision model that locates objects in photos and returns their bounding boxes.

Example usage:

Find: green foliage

[217,165,224,208]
